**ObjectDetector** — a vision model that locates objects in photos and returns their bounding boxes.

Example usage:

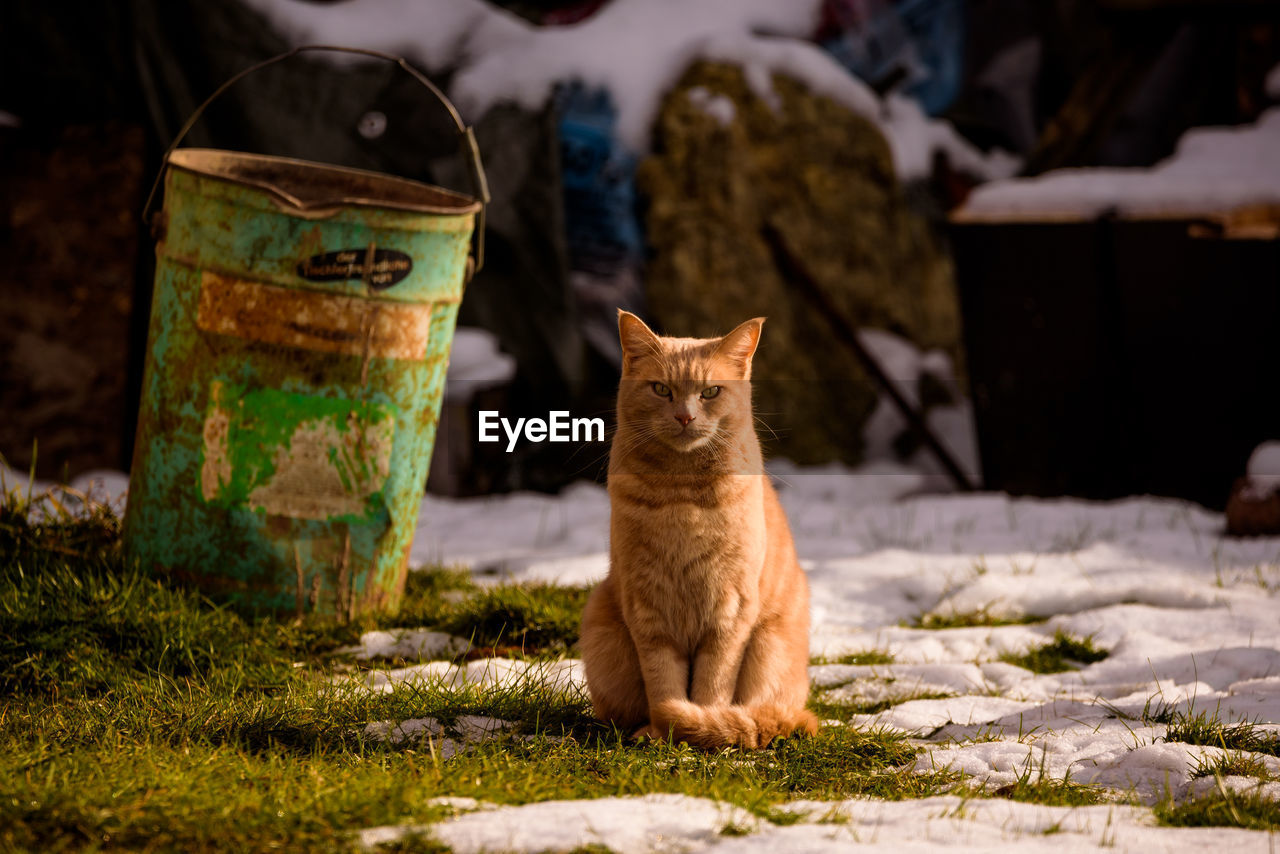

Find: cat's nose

[675,414,694,427]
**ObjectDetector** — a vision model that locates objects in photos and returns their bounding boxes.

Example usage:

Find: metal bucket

[123,46,489,618]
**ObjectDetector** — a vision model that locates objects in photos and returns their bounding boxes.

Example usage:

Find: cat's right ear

[714,316,764,379]
[618,310,660,374]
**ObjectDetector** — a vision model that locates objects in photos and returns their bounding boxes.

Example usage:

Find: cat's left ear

[714,317,765,379]
[618,310,662,375]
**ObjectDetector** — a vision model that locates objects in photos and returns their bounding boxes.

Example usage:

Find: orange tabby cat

[579,311,817,749]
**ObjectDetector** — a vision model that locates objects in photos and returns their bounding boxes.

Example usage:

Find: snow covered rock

[1226,440,1280,536]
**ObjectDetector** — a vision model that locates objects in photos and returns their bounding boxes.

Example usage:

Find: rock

[639,61,963,465]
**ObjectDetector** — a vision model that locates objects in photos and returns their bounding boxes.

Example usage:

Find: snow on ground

[7,453,1280,848]
[0,465,129,519]
[241,0,1016,180]
[385,455,1280,849]
[444,327,516,404]
[358,793,1274,853]
[6,336,1279,849]
[353,655,584,696]
[336,628,469,661]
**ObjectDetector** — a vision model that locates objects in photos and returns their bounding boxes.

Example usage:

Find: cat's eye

[652,382,672,398]
[701,386,721,399]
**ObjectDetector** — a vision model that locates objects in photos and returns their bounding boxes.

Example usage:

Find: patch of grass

[298,567,593,664]
[719,820,755,836]
[981,775,1110,807]
[373,834,453,854]
[813,805,851,825]
[0,488,300,699]
[1099,693,1181,726]
[912,607,1046,630]
[767,726,958,800]
[6,696,949,848]
[0,480,122,567]
[999,630,1109,674]
[951,751,1113,808]
[0,485,971,850]
[1136,696,1182,726]
[402,564,480,603]
[12,482,1186,848]
[1191,752,1273,781]
[4,630,957,850]
[3,737,463,851]
[1163,710,1280,758]
[809,649,895,666]
[436,582,592,656]
[301,567,593,664]
[927,723,1012,747]
[757,805,807,826]
[1156,788,1280,831]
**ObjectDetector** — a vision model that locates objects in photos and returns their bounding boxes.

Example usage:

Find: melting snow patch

[357,794,1280,853]
[351,656,586,696]
[852,695,1040,735]
[361,715,512,762]
[362,714,510,747]
[411,481,611,578]
[377,793,757,854]
[335,628,468,661]
[443,327,516,404]
[761,796,1275,852]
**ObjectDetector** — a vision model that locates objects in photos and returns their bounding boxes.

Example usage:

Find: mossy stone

[639,62,961,464]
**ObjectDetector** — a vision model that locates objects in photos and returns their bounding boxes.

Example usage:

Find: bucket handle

[142,44,491,280]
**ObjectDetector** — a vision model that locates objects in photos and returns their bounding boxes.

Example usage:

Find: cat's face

[615,312,763,454]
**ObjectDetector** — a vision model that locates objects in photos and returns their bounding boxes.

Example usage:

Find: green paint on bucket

[123,47,489,618]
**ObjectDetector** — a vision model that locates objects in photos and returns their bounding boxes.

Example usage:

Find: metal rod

[762,222,977,492]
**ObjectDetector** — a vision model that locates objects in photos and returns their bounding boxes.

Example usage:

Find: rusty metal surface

[123,152,474,618]
[197,271,436,359]
[167,149,482,217]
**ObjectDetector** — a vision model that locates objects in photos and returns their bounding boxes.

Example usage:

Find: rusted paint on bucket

[123,47,487,618]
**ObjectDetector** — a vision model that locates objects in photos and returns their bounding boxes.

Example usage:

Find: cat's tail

[650,699,818,749]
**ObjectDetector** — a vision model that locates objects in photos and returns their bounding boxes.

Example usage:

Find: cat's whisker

[562,442,612,474]
[766,469,797,490]
[752,416,784,443]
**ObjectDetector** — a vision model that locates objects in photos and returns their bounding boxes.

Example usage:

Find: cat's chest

[611,478,766,621]
[613,477,763,556]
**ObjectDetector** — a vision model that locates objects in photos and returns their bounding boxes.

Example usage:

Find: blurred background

[2,0,1278,509]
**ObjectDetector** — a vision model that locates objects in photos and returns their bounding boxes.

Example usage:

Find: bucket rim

[167,149,483,217]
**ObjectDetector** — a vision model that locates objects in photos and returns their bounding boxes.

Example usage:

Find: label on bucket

[297,248,414,289]
[200,381,396,521]
[197,271,434,360]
